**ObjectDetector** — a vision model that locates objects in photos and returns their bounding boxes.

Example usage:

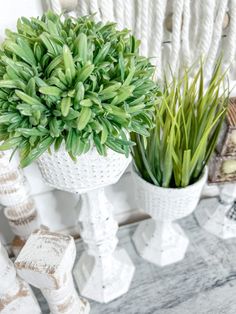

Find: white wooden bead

[0,242,41,314]
[0,169,29,207]
[15,229,90,314]
[4,198,41,240]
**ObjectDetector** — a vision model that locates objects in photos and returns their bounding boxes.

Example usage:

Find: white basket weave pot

[37,146,135,303]
[132,166,208,266]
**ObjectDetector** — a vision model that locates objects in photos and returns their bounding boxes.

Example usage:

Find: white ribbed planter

[132,166,208,266]
[37,146,135,303]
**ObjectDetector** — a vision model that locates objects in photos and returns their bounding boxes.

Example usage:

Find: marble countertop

[35,214,236,314]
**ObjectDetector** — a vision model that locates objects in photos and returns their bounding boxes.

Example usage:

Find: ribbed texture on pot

[37,146,131,193]
[133,166,208,221]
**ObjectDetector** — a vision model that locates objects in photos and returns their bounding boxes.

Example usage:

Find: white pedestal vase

[37,147,135,303]
[132,166,208,266]
[195,183,236,239]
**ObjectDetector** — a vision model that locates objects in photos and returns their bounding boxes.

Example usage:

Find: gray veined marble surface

[34,214,236,314]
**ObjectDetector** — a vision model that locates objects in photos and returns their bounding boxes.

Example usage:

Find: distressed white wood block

[15,229,90,314]
[0,242,41,314]
[11,236,26,257]
[74,188,135,303]
[132,167,208,266]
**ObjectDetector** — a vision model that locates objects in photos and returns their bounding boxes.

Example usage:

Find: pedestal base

[73,248,135,303]
[195,198,236,239]
[132,219,189,266]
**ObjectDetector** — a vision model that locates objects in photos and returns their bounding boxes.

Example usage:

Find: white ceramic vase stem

[132,166,208,266]
[74,187,135,303]
[0,242,41,314]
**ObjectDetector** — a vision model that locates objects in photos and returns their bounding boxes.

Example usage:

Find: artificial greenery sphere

[0,11,159,167]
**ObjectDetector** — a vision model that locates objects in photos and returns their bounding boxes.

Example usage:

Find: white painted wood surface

[15,229,90,314]
[0,241,41,313]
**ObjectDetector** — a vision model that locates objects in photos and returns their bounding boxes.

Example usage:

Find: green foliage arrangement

[132,61,229,188]
[0,11,159,167]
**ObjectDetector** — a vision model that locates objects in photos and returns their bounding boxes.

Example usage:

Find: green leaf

[94,42,111,64]
[0,80,24,89]
[63,45,76,79]
[74,82,85,105]
[17,128,45,137]
[15,90,44,107]
[26,78,36,97]
[77,107,92,131]
[76,33,88,63]
[20,136,54,167]
[0,137,22,151]
[5,41,36,65]
[94,134,105,155]
[61,97,71,117]
[39,86,62,97]
[80,99,93,107]
[77,64,94,82]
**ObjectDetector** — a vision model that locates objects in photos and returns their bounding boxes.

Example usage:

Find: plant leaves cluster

[132,60,229,188]
[0,11,159,167]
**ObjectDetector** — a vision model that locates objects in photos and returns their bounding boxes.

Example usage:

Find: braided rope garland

[51,0,234,80]
[205,0,228,77]
[181,0,191,68]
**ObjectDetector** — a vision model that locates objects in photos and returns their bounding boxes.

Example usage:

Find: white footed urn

[37,147,135,303]
[132,166,208,266]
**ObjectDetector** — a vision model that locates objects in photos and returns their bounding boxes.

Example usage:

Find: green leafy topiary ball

[0,11,159,167]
